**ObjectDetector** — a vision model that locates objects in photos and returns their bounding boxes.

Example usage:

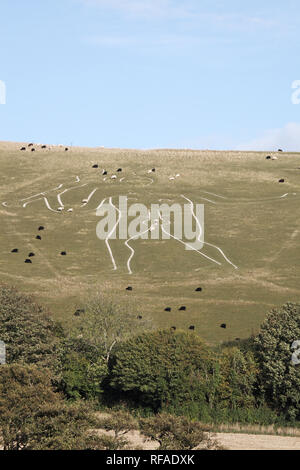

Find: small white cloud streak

[237,122,300,152]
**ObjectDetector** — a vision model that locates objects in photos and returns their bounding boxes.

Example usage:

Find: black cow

[28,143,34,147]
[189,326,195,331]
[74,309,85,317]
[103,170,108,176]
[20,147,26,151]
[28,253,35,258]
[41,145,47,149]
[61,251,67,256]
[126,286,133,291]
[279,179,285,183]
[278,149,283,152]
[65,148,69,152]
[117,168,122,172]
[195,287,202,292]
[165,307,171,312]
[266,156,271,160]
[38,226,45,231]
[92,164,99,168]
[31,148,36,152]
[179,306,186,311]
[11,248,19,253]
[137,315,143,320]
[171,326,177,331]
[25,259,32,264]
[36,235,42,240]
[220,323,227,329]
[152,168,156,172]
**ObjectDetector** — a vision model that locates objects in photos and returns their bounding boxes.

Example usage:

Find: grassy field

[0,141,299,345]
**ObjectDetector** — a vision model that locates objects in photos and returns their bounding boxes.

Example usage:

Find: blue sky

[0,0,300,150]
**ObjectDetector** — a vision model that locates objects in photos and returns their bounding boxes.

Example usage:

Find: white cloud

[237,122,300,152]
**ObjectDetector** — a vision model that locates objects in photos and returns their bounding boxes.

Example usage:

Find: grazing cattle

[102,170,107,175]
[164,307,171,312]
[137,315,143,320]
[31,148,36,152]
[278,149,283,152]
[41,145,47,149]
[195,287,202,292]
[36,235,42,240]
[20,147,26,151]
[25,259,32,264]
[126,286,133,291]
[189,326,195,331]
[220,324,227,329]
[74,309,85,317]
[117,168,122,172]
[28,253,35,257]
[28,143,34,147]
[266,156,271,160]
[65,148,69,152]
[279,179,285,183]
[92,164,99,168]
[38,226,45,231]
[60,251,67,256]
[179,306,186,311]
[171,326,177,331]
[11,248,19,253]
[152,168,156,172]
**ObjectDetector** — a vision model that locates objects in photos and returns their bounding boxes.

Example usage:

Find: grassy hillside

[0,141,299,345]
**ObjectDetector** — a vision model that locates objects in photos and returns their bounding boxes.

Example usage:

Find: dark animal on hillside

[38,226,44,231]
[179,306,186,311]
[11,248,19,253]
[189,326,195,330]
[137,315,143,320]
[74,309,85,317]
[235,338,241,342]
[31,148,35,152]
[171,326,177,331]
[164,307,171,312]
[117,168,122,172]
[278,149,283,152]
[279,179,285,183]
[92,164,99,168]
[61,251,67,256]
[20,147,26,151]
[102,170,107,176]
[28,253,35,258]
[41,145,47,149]
[126,286,133,291]
[65,148,69,152]
[25,259,32,264]
[28,143,34,147]
[195,287,202,292]
[36,235,42,240]
[220,324,227,329]
[152,168,156,172]
[266,156,271,160]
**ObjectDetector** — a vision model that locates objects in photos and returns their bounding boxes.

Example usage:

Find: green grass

[1,141,300,345]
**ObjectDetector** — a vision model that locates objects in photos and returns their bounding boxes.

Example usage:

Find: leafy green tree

[0,363,105,450]
[58,338,108,400]
[109,329,219,411]
[139,413,221,450]
[255,302,300,420]
[217,347,258,410]
[0,284,61,368]
[70,293,151,363]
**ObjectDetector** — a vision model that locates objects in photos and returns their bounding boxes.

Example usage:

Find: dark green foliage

[0,284,62,368]
[109,329,219,411]
[57,338,108,400]
[255,302,300,421]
